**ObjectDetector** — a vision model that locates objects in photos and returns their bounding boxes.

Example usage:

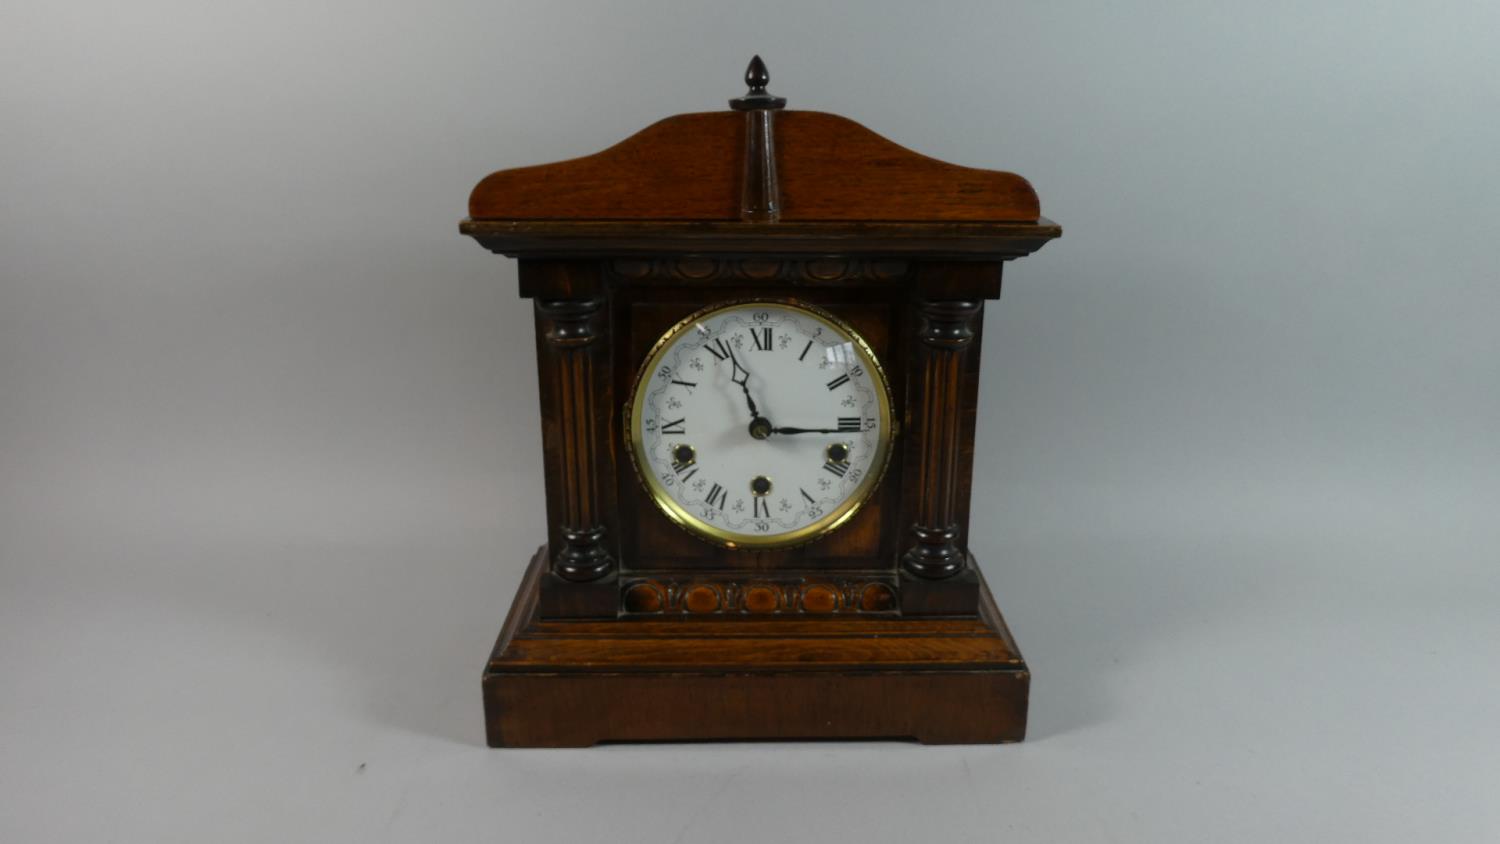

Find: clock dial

[627,301,894,549]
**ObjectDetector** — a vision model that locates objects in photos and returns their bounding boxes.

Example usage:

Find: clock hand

[770,426,844,435]
[727,348,761,420]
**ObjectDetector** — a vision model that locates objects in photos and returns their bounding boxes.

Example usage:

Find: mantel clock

[461,57,1061,746]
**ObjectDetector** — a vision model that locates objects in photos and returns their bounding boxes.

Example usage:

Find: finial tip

[730,54,785,111]
[745,55,769,90]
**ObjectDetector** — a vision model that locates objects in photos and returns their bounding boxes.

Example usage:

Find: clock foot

[482,546,1029,747]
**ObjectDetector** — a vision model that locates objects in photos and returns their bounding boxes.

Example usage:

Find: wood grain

[464,218,1059,260]
[463,76,1060,744]
[468,111,1041,223]
[901,300,983,581]
[483,547,1029,746]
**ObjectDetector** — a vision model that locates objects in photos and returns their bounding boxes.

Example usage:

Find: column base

[899,556,980,615]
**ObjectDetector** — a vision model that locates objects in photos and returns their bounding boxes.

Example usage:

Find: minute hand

[770,425,845,435]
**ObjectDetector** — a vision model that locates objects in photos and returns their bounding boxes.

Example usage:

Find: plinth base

[482,547,1029,747]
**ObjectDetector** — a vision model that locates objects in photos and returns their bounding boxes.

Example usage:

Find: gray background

[3,0,1498,841]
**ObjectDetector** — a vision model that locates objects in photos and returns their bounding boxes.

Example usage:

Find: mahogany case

[461,59,1059,746]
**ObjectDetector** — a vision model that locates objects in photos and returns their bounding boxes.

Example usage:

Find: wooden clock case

[462,59,1060,746]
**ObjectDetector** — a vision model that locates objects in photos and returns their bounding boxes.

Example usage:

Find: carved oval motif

[738,259,783,280]
[683,585,722,613]
[623,583,664,613]
[805,259,850,281]
[743,584,780,613]
[611,259,653,279]
[801,584,839,613]
[623,578,896,614]
[859,583,896,612]
[674,258,719,279]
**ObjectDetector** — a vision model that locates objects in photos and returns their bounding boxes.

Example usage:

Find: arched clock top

[467,110,1042,224]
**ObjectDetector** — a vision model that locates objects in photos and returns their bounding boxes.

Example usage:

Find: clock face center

[748,416,772,440]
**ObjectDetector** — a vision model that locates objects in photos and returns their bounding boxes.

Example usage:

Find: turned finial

[729,55,787,111]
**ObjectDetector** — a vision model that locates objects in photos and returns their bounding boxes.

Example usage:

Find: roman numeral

[750,327,772,351]
[823,460,850,478]
[800,488,816,504]
[799,340,813,361]
[753,498,769,518]
[660,418,686,434]
[705,338,732,361]
[670,379,697,391]
[838,417,861,432]
[705,483,728,510]
[825,373,850,391]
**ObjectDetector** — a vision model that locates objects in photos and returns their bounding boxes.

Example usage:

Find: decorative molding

[536,297,605,347]
[554,526,612,584]
[730,56,786,222]
[535,297,614,582]
[621,576,898,615]
[915,299,981,349]
[902,299,983,579]
[608,257,910,284]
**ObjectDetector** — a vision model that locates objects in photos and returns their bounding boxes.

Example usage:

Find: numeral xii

[749,327,772,351]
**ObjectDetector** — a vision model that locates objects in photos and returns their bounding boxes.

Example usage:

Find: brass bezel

[624,299,895,551]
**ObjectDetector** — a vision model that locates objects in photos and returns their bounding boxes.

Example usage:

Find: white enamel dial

[627,301,894,549]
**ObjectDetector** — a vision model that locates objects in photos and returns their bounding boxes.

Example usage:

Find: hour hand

[769,425,842,435]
